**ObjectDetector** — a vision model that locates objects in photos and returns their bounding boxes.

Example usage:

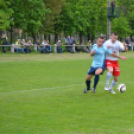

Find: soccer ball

[117,84,126,93]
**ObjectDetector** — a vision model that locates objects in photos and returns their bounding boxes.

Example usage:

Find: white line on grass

[0,81,133,95]
[0,83,85,95]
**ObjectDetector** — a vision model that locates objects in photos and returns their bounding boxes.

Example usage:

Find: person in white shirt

[44,40,52,54]
[103,32,128,94]
[40,39,47,53]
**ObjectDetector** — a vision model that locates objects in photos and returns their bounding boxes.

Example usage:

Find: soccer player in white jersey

[83,36,126,94]
[103,32,128,94]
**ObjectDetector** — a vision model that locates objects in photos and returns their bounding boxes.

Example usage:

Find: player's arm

[90,45,96,56]
[111,52,126,60]
[90,50,96,56]
[119,42,128,52]
[105,46,126,60]
[123,42,128,52]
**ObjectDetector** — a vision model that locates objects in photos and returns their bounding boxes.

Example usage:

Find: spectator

[56,40,62,53]
[35,39,40,50]
[1,33,7,53]
[81,40,90,53]
[66,35,72,45]
[25,40,33,53]
[65,36,75,53]
[131,36,134,51]
[40,39,47,53]
[20,39,26,53]
[6,35,11,51]
[87,40,92,52]
[125,37,131,51]
[71,37,76,45]
[14,39,25,53]
[44,40,52,54]
[75,42,81,52]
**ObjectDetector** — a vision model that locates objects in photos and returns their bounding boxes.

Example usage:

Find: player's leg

[92,68,103,93]
[104,60,114,90]
[105,67,113,89]
[109,62,120,94]
[83,66,95,93]
[109,76,118,94]
[109,76,118,89]
[49,46,52,54]
[83,74,94,93]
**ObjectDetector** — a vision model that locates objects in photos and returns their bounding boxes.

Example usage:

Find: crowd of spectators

[1,34,93,54]
[1,33,134,54]
[125,36,134,51]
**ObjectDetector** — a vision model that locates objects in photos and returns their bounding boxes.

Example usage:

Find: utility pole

[107,0,111,39]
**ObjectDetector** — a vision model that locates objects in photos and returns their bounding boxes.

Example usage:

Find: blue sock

[86,80,91,90]
[93,75,100,89]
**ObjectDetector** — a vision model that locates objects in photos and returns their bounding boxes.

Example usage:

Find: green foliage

[8,0,46,34]
[112,15,132,38]
[41,0,65,35]
[0,0,13,30]
[56,0,107,38]
[116,0,134,36]
[1,0,134,40]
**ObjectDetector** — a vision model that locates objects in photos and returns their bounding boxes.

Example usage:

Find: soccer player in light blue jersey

[83,36,126,93]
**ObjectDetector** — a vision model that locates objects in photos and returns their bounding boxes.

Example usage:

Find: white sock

[106,72,112,85]
[109,80,118,90]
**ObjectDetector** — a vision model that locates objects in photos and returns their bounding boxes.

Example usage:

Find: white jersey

[103,39,125,61]
[42,41,47,46]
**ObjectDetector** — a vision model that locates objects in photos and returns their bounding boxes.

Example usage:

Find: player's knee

[95,69,102,75]
[86,76,89,81]
[108,70,113,74]
[107,67,113,73]
[95,72,100,75]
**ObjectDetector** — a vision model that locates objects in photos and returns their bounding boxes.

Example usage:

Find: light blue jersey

[91,44,112,68]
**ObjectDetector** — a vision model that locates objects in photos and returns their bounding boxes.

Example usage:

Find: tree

[116,0,134,36]
[112,16,131,38]
[42,0,65,42]
[56,0,107,42]
[0,0,13,31]
[7,0,46,43]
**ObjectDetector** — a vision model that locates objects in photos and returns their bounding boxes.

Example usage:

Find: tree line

[0,0,134,43]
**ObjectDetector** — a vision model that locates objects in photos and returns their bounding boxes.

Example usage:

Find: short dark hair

[112,32,118,36]
[98,36,104,39]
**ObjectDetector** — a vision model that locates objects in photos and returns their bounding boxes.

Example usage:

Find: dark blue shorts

[87,66,105,75]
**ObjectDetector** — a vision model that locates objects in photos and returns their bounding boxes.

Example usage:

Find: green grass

[0,52,134,134]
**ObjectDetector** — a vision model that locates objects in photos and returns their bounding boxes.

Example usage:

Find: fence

[0,44,93,53]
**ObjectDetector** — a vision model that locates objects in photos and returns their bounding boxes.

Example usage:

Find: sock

[93,75,100,89]
[86,80,91,90]
[106,72,112,85]
[109,80,118,90]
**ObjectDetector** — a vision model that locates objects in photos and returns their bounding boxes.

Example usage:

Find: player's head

[97,36,104,47]
[111,32,118,43]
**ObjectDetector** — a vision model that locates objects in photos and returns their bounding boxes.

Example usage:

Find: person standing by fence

[1,33,8,53]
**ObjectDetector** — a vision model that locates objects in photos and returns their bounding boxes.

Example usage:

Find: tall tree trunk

[10,26,13,44]
[0,30,3,38]
[55,32,58,43]
[87,33,90,41]
[79,31,82,43]
[44,34,47,40]
[91,34,95,44]
[87,28,90,41]
[32,32,37,44]
[48,34,51,43]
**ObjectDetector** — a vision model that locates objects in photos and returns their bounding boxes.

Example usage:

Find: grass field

[0,52,134,134]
